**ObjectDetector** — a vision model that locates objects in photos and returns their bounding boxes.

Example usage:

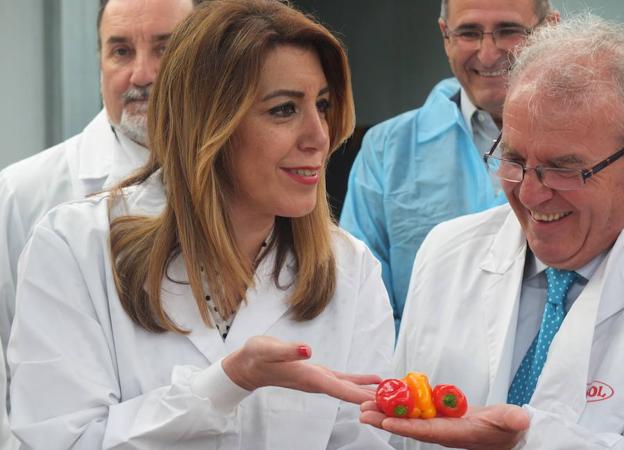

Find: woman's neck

[228,206,275,266]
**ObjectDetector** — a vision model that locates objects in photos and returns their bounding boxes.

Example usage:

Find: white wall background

[0,0,622,170]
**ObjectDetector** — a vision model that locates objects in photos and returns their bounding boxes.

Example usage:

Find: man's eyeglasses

[444,25,532,50]
[483,134,624,191]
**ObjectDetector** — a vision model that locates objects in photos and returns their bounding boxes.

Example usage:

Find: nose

[517,169,554,208]
[477,34,505,66]
[129,51,158,88]
[300,108,330,153]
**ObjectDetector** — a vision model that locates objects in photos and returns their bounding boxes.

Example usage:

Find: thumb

[502,406,530,432]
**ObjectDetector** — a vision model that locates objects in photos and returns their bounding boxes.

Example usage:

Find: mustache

[122,86,150,105]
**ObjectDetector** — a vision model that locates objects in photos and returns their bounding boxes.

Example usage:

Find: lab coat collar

[103,129,150,189]
[480,207,527,274]
[416,78,467,143]
[479,207,528,404]
[76,109,150,187]
[161,247,293,363]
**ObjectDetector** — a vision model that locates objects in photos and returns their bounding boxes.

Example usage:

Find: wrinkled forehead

[99,0,193,41]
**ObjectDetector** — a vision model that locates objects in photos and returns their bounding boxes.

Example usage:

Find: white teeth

[288,169,317,176]
[531,211,571,222]
[479,69,507,77]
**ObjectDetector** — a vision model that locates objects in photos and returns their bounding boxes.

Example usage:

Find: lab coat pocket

[264,388,338,449]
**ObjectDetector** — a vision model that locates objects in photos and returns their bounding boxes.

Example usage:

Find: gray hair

[508,14,624,129]
[440,0,553,22]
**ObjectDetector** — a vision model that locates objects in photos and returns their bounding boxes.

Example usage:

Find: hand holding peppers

[375,372,468,419]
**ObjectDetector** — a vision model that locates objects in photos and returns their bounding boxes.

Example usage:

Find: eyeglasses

[483,134,624,191]
[444,25,533,50]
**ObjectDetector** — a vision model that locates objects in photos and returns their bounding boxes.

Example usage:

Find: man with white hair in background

[0,0,197,422]
[362,14,624,449]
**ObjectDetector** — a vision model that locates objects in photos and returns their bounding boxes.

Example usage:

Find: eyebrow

[501,144,588,166]
[261,86,330,102]
[105,33,171,46]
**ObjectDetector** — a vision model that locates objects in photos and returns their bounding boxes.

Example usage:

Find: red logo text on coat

[586,381,614,403]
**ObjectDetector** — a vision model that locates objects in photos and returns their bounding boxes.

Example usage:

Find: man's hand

[222,336,381,404]
[360,400,530,450]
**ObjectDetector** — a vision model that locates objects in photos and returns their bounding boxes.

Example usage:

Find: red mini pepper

[375,379,415,418]
[432,384,468,418]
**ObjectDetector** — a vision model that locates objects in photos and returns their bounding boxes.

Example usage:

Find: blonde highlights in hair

[109,0,355,333]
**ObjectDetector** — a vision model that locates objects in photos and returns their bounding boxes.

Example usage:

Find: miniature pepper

[432,384,468,418]
[375,379,415,418]
[402,372,437,419]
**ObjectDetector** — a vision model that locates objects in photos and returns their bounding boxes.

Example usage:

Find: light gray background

[0,0,621,169]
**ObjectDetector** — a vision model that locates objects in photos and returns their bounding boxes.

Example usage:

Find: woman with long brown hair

[9,0,394,448]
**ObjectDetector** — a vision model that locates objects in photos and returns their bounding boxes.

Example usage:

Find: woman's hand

[360,400,530,450]
[222,336,381,404]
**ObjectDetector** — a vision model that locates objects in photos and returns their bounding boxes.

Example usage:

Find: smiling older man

[362,14,624,450]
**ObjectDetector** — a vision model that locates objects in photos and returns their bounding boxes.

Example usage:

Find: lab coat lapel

[532,231,624,420]
[480,211,527,404]
[161,254,228,364]
[75,110,116,182]
[224,250,292,352]
[102,128,150,189]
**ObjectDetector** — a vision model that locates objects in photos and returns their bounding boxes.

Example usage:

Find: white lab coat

[8,173,395,449]
[0,109,149,354]
[394,204,624,450]
[0,346,17,450]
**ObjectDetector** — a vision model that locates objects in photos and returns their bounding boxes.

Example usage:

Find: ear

[439,19,452,56]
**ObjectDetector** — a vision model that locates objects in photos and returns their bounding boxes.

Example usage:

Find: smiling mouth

[531,211,573,222]
[474,68,508,77]
[285,168,318,176]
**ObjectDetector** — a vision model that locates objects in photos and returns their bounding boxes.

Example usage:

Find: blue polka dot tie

[507,268,578,406]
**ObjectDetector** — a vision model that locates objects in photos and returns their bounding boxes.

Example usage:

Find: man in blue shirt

[341,0,558,332]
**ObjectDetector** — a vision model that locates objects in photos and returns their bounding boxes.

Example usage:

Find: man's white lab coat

[0,110,149,352]
[394,204,624,449]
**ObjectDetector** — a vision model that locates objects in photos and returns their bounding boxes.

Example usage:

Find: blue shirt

[340,78,507,333]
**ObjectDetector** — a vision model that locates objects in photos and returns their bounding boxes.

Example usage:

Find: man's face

[501,86,624,270]
[99,0,193,145]
[439,0,540,122]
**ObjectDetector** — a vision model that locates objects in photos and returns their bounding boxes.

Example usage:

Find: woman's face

[228,44,331,225]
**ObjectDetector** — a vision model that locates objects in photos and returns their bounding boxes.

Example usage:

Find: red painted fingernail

[297,345,311,358]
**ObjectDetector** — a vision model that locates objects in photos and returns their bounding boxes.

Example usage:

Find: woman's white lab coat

[8,174,394,449]
[394,204,624,449]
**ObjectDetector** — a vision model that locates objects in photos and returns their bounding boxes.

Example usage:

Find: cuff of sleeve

[190,357,251,414]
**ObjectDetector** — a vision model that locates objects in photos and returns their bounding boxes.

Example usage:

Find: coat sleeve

[0,171,26,357]
[516,406,624,449]
[340,128,398,330]
[326,247,395,449]
[9,220,252,449]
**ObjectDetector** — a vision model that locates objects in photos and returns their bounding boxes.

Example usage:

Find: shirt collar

[460,88,479,134]
[524,249,608,282]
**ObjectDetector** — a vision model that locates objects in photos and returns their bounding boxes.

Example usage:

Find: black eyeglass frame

[483,133,624,189]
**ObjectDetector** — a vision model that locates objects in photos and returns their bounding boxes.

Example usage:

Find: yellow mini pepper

[402,372,437,419]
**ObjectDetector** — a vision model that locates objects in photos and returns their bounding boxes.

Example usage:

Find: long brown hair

[109,0,355,333]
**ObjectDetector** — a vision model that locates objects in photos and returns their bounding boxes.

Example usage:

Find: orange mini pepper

[402,372,437,419]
